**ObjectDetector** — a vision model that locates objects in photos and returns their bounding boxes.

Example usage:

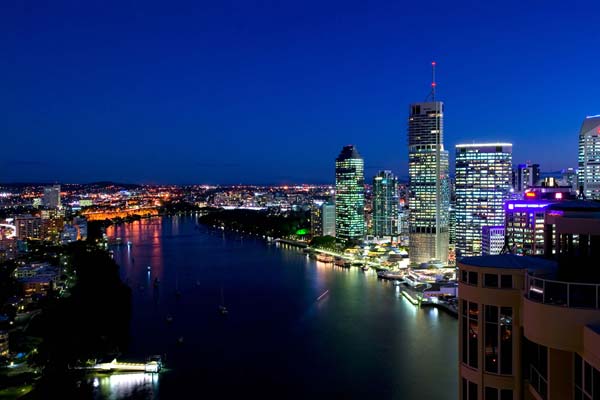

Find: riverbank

[203,224,457,319]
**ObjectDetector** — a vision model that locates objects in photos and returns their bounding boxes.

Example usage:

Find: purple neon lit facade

[504,200,554,255]
[505,200,552,212]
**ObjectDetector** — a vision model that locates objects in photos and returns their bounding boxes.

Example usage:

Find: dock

[79,357,162,373]
[274,239,309,248]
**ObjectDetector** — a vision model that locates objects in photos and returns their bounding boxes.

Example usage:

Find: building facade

[322,203,336,237]
[578,115,600,200]
[455,143,512,258]
[560,168,578,192]
[408,102,450,264]
[310,200,324,237]
[504,185,575,256]
[43,184,61,209]
[15,215,42,240]
[372,170,399,238]
[458,201,600,400]
[514,163,540,193]
[335,145,365,241]
[481,226,505,256]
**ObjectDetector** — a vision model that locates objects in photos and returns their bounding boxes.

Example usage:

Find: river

[87,215,457,399]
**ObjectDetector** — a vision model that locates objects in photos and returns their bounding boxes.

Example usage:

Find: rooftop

[581,115,600,134]
[336,145,362,161]
[455,143,512,148]
[547,200,600,212]
[459,254,557,272]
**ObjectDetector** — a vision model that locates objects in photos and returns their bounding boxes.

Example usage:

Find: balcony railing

[526,273,600,309]
[529,365,548,400]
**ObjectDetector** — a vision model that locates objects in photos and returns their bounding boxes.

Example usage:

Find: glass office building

[578,115,600,200]
[335,145,365,241]
[455,143,512,257]
[408,101,450,265]
[372,170,399,238]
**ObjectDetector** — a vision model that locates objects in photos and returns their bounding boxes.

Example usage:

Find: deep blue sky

[2,0,599,184]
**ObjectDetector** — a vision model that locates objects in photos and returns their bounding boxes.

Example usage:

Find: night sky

[2,1,599,184]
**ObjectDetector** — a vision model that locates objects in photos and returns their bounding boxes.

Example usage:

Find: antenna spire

[431,61,436,101]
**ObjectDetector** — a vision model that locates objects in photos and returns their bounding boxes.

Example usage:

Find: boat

[315,254,334,263]
[377,270,405,280]
[146,355,163,373]
[166,315,173,323]
[334,258,351,268]
[404,274,420,287]
[361,265,370,272]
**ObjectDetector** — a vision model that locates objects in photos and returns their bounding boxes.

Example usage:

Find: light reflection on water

[101,216,458,400]
[89,373,159,400]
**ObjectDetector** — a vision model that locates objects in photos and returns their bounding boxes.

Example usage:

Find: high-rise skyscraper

[455,143,512,258]
[43,185,61,209]
[577,115,600,199]
[322,202,336,237]
[372,170,399,238]
[408,102,450,265]
[310,200,324,237]
[560,167,578,192]
[335,145,365,241]
[310,200,335,237]
[513,163,540,192]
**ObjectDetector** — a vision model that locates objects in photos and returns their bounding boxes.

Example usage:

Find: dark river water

[86,215,457,399]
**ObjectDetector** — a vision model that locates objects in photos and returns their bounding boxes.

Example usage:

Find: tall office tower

[408,102,450,264]
[577,115,600,199]
[455,143,512,258]
[448,205,456,245]
[335,145,365,241]
[514,163,540,192]
[560,167,578,191]
[458,201,600,400]
[310,200,324,237]
[43,185,61,209]
[322,202,336,237]
[372,170,399,238]
[364,192,373,235]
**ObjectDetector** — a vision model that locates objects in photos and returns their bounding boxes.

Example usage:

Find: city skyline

[4,2,600,399]
[2,1,599,184]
